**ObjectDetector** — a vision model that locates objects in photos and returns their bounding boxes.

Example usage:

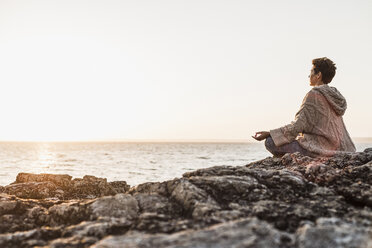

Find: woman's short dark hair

[312,57,337,84]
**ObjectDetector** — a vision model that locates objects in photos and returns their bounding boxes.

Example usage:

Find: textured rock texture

[4,173,129,200]
[0,148,371,247]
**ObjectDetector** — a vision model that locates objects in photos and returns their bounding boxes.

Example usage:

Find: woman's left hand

[252,131,270,141]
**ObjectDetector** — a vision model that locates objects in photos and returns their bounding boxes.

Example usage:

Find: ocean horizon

[1,141,371,187]
[1,137,371,143]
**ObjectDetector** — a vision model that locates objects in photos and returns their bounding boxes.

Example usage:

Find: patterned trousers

[264,135,314,157]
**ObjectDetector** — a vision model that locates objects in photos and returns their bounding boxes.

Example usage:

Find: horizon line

[0,139,256,143]
[0,137,371,143]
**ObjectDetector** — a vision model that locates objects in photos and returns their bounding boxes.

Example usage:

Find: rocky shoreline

[0,148,371,247]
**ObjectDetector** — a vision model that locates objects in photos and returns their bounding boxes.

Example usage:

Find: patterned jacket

[270,84,356,157]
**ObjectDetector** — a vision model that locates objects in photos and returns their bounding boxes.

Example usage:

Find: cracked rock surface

[0,148,371,247]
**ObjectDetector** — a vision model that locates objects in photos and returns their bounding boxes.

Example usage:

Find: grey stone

[89,194,139,220]
[93,218,295,248]
[297,217,372,248]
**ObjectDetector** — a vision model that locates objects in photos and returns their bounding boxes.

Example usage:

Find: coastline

[0,148,371,247]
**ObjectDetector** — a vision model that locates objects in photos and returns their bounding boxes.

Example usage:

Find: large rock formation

[0,148,371,247]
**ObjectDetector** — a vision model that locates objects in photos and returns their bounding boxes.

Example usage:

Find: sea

[0,142,371,187]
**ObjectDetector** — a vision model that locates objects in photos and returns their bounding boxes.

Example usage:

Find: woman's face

[309,66,322,86]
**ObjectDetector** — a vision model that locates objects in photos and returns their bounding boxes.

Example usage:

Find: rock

[93,217,295,248]
[108,181,130,194]
[0,227,61,248]
[129,181,169,196]
[133,193,181,216]
[135,212,192,234]
[14,173,72,187]
[297,217,372,248]
[364,148,372,153]
[170,179,221,220]
[4,173,130,200]
[47,236,98,248]
[48,200,92,226]
[0,148,370,247]
[89,194,139,220]
[0,199,17,215]
[62,219,132,239]
[188,175,269,204]
[5,182,59,199]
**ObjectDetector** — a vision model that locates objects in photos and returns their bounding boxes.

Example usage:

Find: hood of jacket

[312,84,347,116]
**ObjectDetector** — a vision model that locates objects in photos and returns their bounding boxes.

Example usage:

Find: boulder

[89,194,139,220]
[5,173,129,200]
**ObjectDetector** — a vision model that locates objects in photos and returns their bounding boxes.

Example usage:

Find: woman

[252,57,356,157]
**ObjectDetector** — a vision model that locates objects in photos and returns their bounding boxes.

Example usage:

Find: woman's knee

[265,136,284,157]
[265,136,274,151]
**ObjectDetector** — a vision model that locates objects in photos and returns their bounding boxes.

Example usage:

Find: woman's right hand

[252,131,270,141]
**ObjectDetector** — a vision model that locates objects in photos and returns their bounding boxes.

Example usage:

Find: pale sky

[0,0,371,142]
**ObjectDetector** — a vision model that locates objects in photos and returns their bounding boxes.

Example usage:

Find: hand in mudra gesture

[252,131,270,141]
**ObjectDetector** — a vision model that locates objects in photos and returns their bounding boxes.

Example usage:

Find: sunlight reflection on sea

[0,142,370,187]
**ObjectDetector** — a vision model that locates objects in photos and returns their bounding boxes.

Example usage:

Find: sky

[0,0,371,142]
